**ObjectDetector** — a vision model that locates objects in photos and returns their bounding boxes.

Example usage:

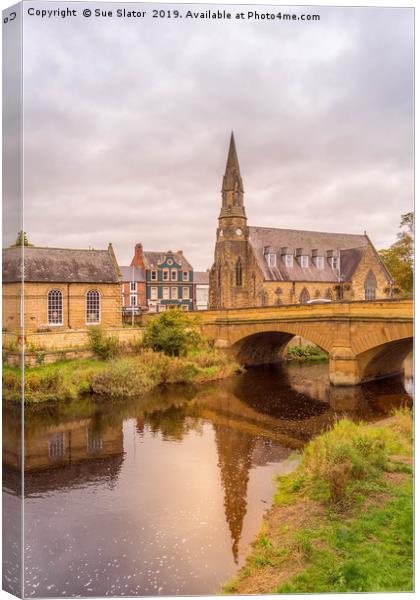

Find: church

[209,134,394,309]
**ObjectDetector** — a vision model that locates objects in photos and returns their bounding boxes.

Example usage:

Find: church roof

[2,246,121,283]
[248,226,369,282]
[143,251,193,271]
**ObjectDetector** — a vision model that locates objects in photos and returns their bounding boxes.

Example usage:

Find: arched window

[364,270,377,301]
[235,258,243,287]
[48,289,63,325]
[86,290,101,324]
[300,288,310,304]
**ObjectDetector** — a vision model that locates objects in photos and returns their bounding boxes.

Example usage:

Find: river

[3,358,413,597]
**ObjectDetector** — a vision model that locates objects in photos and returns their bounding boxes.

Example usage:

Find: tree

[379,212,413,296]
[12,230,33,247]
[143,310,204,357]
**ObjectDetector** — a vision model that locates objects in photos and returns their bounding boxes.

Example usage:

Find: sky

[4,2,414,270]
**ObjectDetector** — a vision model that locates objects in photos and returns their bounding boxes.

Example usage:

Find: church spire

[223,132,244,193]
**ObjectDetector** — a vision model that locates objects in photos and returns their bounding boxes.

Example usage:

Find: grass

[223,410,413,594]
[287,344,328,362]
[3,349,240,404]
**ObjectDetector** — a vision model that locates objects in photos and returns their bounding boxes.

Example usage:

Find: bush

[289,419,399,507]
[143,311,205,357]
[87,326,119,359]
[288,344,328,360]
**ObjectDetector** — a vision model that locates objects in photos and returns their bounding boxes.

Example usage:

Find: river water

[3,359,413,597]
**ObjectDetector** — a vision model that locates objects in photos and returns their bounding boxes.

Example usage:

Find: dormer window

[331,257,339,270]
[284,254,293,268]
[266,253,276,267]
[300,255,309,268]
[315,256,324,269]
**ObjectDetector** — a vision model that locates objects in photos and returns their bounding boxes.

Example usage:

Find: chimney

[131,243,145,269]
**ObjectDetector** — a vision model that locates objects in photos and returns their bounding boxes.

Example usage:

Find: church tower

[209,133,251,308]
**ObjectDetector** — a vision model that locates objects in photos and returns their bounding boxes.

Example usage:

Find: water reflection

[2,358,413,597]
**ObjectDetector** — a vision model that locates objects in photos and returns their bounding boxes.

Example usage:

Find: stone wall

[3,327,144,354]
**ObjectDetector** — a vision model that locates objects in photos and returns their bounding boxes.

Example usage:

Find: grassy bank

[223,410,413,594]
[286,344,328,362]
[3,349,240,404]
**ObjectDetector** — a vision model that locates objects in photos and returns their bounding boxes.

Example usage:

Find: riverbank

[223,410,413,594]
[2,348,241,404]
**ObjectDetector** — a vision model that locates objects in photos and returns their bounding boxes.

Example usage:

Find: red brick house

[120,265,147,313]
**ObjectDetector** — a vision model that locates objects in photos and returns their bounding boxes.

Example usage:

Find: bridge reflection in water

[3,357,413,597]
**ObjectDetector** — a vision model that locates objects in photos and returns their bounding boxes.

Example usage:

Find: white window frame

[266,253,276,267]
[284,255,293,268]
[171,286,178,300]
[183,271,189,281]
[331,257,339,270]
[150,287,158,300]
[47,289,64,326]
[130,294,137,307]
[315,256,324,269]
[162,269,169,281]
[162,286,170,300]
[150,270,157,281]
[171,269,178,281]
[182,286,190,300]
[130,281,137,292]
[86,290,101,325]
[300,255,309,268]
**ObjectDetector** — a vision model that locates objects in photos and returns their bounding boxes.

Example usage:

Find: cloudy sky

[7,2,414,269]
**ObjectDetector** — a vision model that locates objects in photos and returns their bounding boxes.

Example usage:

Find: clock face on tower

[236,228,243,236]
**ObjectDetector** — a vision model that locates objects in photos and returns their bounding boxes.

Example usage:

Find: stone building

[2,244,122,332]
[131,243,194,312]
[209,134,393,309]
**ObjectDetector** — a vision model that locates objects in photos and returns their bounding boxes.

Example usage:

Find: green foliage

[12,230,33,247]
[274,480,413,593]
[379,211,413,296]
[143,310,205,357]
[87,326,119,359]
[224,412,413,595]
[287,344,328,362]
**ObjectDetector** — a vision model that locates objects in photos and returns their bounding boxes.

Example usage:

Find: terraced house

[130,243,193,312]
[209,134,394,309]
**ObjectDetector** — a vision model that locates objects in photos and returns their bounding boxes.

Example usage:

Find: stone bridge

[194,300,413,386]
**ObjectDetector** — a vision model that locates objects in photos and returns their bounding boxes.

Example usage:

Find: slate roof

[194,271,209,285]
[2,246,121,284]
[143,251,193,271]
[119,266,146,283]
[248,227,369,283]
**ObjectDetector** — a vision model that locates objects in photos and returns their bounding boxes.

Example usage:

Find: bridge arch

[356,336,413,383]
[228,324,331,366]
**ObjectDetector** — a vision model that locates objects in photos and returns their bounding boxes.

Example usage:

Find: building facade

[193,271,210,310]
[2,244,122,332]
[131,243,193,312]
[120,266,147,314]
[209,134,393,309]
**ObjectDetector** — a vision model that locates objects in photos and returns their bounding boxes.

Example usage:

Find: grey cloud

[6,3,413,269]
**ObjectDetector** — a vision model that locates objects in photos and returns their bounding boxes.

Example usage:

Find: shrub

[89,356,161,397]
[87,326,119,359]
[143,311,205,357]
[290,419,400,507]
[287,344,328,360]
